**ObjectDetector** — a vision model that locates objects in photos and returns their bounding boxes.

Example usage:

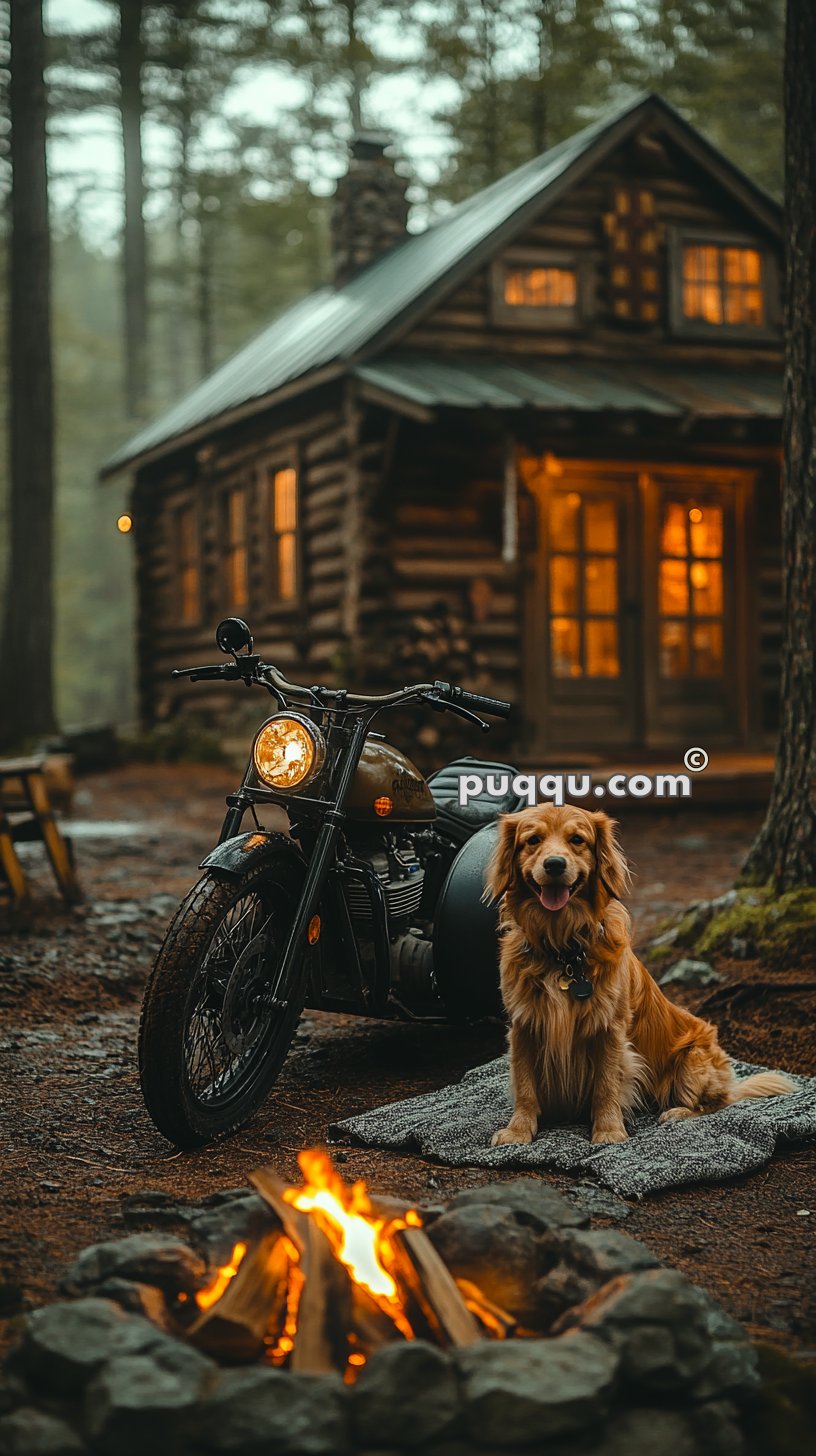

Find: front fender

[200,830,305,880]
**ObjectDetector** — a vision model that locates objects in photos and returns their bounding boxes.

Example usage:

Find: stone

[426,1206,547,1324]
[536,1228,659,1320]
[588,1407,700,1456]
[567,1183,631,1222]
[188,1195,277,1266]
[659,959,722,988]
[10,1300,160,1397]
[455,1333,618,1445]
[351,1342,459,1448]
[85,1341,215,1456]
[552,1269,714,1391]
[94,1279,175,1330]
[447,1179,589,1232]
[693,1340,760,1401]
[691,1401,746,1456]
[196,1366,349,1455]
[62,1234,206,1298]
[0,1409,85,1456]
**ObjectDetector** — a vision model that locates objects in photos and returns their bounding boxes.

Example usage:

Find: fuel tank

[345,739,436,823]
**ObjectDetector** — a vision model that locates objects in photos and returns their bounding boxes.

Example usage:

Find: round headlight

[252,713,325,791]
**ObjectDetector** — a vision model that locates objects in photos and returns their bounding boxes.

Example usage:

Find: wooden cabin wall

[399,132,782,368]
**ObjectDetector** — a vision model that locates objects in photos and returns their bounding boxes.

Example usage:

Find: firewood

[455,1278,517,1339]
[289,1217,353,1374]
[349,1283,406,1353]
[390,1228,481,1347]
[188,1231,290,1363]
[249,1168,311,1251]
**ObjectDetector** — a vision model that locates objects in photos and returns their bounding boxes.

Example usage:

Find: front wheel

[138,860,307,1147]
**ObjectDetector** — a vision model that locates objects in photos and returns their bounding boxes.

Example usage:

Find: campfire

[183,1150,513,1378]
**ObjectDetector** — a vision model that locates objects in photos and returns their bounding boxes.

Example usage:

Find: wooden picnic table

[0,756,81,907]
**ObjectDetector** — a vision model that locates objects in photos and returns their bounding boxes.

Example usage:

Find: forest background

[0,0,784,729]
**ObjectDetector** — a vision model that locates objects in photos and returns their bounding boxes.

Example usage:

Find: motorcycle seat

[428,758,524,843]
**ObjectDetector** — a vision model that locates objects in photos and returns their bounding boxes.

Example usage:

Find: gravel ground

[0,764,813,1356]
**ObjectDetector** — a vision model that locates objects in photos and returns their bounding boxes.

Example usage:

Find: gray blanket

[332,1056,815,1198]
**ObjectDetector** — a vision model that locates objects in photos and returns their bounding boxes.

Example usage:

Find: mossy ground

[748,1345,816,1456]
[646,885,816,971]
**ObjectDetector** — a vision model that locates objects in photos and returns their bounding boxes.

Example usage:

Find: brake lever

[419,691,490,733]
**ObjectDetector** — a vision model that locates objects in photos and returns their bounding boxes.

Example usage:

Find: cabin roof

[353,354,782,418]
[101,92,781,478]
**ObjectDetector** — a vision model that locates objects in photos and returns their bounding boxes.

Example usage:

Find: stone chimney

[331,132,409,286]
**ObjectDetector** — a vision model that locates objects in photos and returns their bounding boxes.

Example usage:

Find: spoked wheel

[138,860,306,1147]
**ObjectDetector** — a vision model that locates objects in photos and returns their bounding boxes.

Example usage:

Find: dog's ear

[591,813,631,901]
[484,812,524,903]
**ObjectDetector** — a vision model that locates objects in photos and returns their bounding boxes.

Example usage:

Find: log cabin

[102,93,783,760]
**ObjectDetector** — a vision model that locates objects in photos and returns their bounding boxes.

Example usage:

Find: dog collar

[521,935,594,1000]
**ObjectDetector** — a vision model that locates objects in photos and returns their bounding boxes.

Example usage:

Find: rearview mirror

[215,617,254,656]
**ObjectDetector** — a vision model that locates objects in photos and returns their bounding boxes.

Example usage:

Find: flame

[194,1241,247,1311]
[267,1236,303,1365]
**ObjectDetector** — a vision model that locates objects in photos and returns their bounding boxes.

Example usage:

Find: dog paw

[491,1125,534,1147]
[658,1106,696,1124]
[591,1125,629,1145]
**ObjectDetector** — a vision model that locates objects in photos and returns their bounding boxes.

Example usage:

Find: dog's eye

[525,835,541,846]
[569,834,585,846]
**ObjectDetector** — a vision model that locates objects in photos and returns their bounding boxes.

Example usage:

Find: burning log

[390,1227,481,1347]
[188,1231,291,1363]
[289,1218,353,1374]
[456,1279,517,1340]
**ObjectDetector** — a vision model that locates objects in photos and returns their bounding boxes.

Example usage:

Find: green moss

[696,885,816,967]
[747,1344,816,1456]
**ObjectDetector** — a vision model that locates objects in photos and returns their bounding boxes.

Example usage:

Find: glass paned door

[549,493,621,679]
[658,501,725,679]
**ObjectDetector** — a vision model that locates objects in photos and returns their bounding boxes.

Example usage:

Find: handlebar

[172,660,512,720]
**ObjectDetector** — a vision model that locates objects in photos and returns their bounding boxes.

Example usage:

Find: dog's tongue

[537,883,571,912]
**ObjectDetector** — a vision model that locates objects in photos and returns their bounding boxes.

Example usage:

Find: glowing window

[658,501,725,679]
[504,266,577,309]
[176,505,200,625]
[271,466,298,601]
[548,492,620,679]
[225,487,249,611]
[682,244,764,326]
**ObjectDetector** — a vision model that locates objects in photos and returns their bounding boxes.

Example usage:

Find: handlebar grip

[172,664,231,682]
[434,682,512,719]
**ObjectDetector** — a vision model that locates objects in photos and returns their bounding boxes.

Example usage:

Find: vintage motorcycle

[138,617,521,1147]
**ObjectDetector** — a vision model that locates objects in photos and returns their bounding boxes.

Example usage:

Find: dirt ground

[1,764,814,1358]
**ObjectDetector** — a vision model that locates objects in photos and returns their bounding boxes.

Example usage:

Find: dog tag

[569,976,593,1000]
[558,974,573,991]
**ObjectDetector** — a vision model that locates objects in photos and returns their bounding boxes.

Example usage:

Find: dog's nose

[543,855,567,878]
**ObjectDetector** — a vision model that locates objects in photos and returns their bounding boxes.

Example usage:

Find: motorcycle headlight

[252,713,326,791]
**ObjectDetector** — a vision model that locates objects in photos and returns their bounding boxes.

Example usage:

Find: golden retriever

[486,803,794,1146]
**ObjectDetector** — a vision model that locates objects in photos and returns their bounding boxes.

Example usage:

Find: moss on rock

[645,886,816,970]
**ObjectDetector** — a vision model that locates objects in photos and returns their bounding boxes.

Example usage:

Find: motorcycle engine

[344,838,425,934]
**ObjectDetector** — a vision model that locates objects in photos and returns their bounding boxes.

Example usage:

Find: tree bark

[0,0,56,748]
[117,0,148,418]
[741,0,816,890]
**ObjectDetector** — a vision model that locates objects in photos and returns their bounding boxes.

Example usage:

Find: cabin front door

[524,460,752,754]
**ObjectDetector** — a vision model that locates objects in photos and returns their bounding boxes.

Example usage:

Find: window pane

[693,621,723,676]
[689,505,722,558]
[551,617,581,677]
[584,557,617,613]
[659,558,689,615]
[504,267,576,308]
[584,499,617,552]
[274,468,297,532]
[550,555,579,614]
[549,494,580,549]
[660,621,690,677]
[585,620,619,677]
[660,503,688,557]
[277,532,297,601]
[690,560,723,616]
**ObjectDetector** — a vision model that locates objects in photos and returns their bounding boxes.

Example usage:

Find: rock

[694,1340,760,1401]
[659,958,722,988]
[10,1300,159,1397]
[94,1279,175,1330]
[536,1228,659,1320]
[351,1342,459,1448]
[552,1269,716,1391]
[0,1409,85,1455]
[62,1234,206,1298]
[188,1196,277,1266]
[588,1407,700,1456]
[455,1333,618,1445]
[121,1191,188,1226]
[691,1401,746,1456]
[447,1179,589,1233]
[567,1183,631,1222]
[196,1366,349,1454]
[85,1341,215,1456]
[426,1206,547,1324]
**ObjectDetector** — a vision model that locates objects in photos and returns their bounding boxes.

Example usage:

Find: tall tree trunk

[530,1,552,155]
[0,0,56,748]
[118,0,148,418]
[741,0,816,890]
[197,204,214,378]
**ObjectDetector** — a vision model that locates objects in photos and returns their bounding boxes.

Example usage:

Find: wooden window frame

[174,496,202,628]
[667,228,780,341]
[491,248,591,331]
[264,456,303,615]
[221,482,251,615]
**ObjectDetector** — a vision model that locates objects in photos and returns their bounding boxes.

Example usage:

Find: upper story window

[682,243,763,327]
[604,187,661,323]
[224,485,249,612]
[176,503,200,626]
[270,466,298,603]
[493,250,583,329]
